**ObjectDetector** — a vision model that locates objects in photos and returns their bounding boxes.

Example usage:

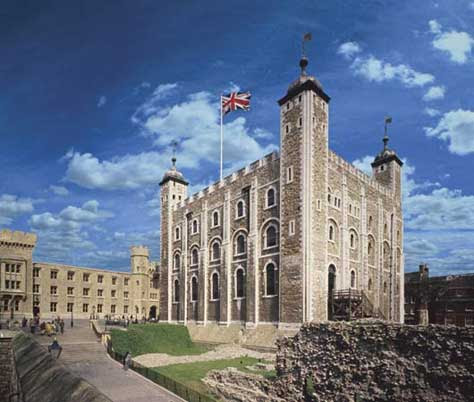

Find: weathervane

[384,116,392,149]
[171,140,178,167]
[300,33,312,76]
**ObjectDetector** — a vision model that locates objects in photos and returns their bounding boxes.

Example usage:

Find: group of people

[21,315,65,336]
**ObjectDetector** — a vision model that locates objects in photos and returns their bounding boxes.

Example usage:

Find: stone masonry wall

[274,322,474,401]
[0,336,14,402]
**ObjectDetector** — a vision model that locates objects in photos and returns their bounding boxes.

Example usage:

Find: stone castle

[0,229,159,320]
[159,54,404,329]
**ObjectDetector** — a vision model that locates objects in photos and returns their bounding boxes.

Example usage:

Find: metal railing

[106,341,216,402]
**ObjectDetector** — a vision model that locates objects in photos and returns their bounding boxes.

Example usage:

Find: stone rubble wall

[0,335,14,402]
[11,332,111,402]
[274,321,474,402]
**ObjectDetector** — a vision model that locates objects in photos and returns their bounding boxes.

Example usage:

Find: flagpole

[220,95,223,181]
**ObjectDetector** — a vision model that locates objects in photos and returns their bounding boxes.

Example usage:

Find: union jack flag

[221,92,251,115]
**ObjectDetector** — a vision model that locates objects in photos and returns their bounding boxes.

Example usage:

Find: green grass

[110,323,208,357]
[239,366,277,380]
[153,357,264,396]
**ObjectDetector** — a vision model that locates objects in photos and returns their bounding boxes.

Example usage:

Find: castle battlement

[130,245,149,257]
[173,151,279,211]
[0,229,37,248]
[328,151,392,196]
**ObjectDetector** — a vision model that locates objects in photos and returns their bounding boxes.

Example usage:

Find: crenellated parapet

[0,229,37,249]
[130,245,149,257]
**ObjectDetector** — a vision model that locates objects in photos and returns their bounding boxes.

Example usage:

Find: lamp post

[70,309,74,328]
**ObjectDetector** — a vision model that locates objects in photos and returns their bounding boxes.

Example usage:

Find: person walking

[123,351,132,371]
[59,319,64,334]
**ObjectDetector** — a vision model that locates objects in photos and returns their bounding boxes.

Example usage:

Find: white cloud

[424,109,474,155]
[337,41,362,59]
[470,2,474,11]
[352,155,373,176]
[65,87,276,191]
[429,20,474,64]
[49,185,69,196]
[423,85,445,101]
[97,96,107,108]
[0,194,36,225]
[351,55,434,87]
[424,107,441,117]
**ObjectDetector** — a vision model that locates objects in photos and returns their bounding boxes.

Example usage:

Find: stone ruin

[205,321,474,401]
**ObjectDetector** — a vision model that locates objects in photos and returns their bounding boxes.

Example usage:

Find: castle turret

[130,245,150,319]
[159,156,188,322]
[278,49,331,326]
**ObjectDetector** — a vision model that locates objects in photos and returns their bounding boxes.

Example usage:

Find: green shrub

[111,323,208,357]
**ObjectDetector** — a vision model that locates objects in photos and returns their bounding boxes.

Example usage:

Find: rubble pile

[274,321,474,401]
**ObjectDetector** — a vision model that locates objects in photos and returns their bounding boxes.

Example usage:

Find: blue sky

[1,0,474,276]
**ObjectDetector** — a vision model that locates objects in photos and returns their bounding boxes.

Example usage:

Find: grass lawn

[153,357,273,397]
[110,323,208,357]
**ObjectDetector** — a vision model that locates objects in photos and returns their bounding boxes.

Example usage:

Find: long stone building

[0,230,159,320]
[159,54,404,329]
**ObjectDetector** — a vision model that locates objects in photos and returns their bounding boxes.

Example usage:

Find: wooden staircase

[329,289,384,321]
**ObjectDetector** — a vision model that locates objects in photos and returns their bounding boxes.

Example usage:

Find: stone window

[111,290,117,298]
[83,273,89,282]
[50,302,57,312]
[50,270,58,280]
[82,303,88,313]
[124,291,129,299]
[5,264,10,273]
[50,286,57,295]
[299,117,302,127]
[264,224,278,249]
[97,304,103,313]
[350,230,358,249]
[212,210,220,227]
[265,263,277,296]
[289,220,295,236]
[383,281,387,294]
[350,270,356,288]
[234,233,246,256]
[191,248,199,266]
[14,299,19,311]
[98,275,103,283]
[174,279,180,303]
[112,276,117,285]
[33,268,40,278]
[124,306,128,314]
[97,289,103,297]
[236,200,245,219]
[211,241,221,261]
[175,226,181,241]
[211,272,220,300]
[368,216,373,231]
[124,278,129,286]
[329,224,335,241]
[287,166,294,183]
[285,124,289,134]
[368,278,372,291]
[191,276,198,302]
[235,268,245,299]
[384,223,388,238]
[67,303,73,313]
[67,287,74,295]
[174,253,181,270]
[33,284,40,293]
[67,271,74,280]
[298,95,302,102]
[191,218,199,234]
[111,305,116,314]
[83,288,90,296]
[266,187,276,208]
[5,280,10,289]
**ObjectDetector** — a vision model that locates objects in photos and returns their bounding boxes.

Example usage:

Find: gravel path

[134,344,275,367]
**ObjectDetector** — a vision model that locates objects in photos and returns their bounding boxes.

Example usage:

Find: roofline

[159,176,189,186]
[371,154,404,168]
[278,79,331,105]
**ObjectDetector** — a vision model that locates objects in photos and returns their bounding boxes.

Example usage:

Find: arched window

[265,224,278,248]
[192,219,198,234]
[236,200,245,218]
[211,241,221,261]
[265,263,277,296]
[174,279,180,303]
[191,277,198,302]
[329,225,334,241]
[327,187,332,203]
[350,270,356,288]
[235,268,245,298]
[384,223,388,238]
[266,188,276,207]
[368,216,373,230]
[211,272,219,300]
[368,278,372,291]
[175,226,180,240]
[368,241,372,255]
[191,248,199,266]
[350,233,355,248]
[174,253,181,270]
[212,211,219,227]
[235,234,246,255]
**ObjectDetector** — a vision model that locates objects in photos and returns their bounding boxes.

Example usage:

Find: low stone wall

[274,321,474,401]
[0,332,17,402]
[12,332,111,402]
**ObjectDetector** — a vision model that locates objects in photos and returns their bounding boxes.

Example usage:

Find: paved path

[34,320,182,402]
